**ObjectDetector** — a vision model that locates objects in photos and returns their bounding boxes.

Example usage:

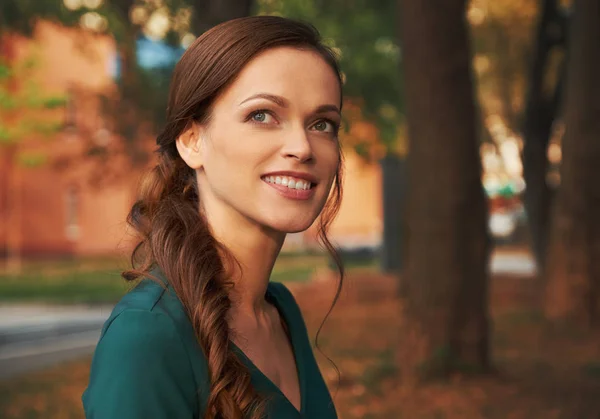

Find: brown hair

[123,15,345,419]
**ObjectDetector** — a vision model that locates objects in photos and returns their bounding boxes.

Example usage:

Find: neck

[206,207,285,320]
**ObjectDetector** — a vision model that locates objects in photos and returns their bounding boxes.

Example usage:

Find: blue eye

[253,112,267,122]
[248,110,276,124]
[312,119,337,134]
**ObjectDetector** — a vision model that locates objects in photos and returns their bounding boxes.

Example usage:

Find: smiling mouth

[261,175,315,190]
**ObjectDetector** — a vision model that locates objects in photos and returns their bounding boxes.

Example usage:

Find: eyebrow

[239,93,289,108]
[314,104,341,116]
[239,93,341,116]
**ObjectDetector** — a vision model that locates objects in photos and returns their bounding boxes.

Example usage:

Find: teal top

[82,272,337,418]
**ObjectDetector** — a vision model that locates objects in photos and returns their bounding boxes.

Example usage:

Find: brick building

[0,21,383,261]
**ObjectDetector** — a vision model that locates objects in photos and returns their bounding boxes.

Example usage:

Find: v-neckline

[230,283,305,416]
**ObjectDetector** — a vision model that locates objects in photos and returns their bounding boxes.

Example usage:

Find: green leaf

[0,64,12,80]
[29,121,64,136]
[43,96,68,109]
[0,124,15,144]
[0,90,17,110]
[17,151,47,168]
[21,56,39,71]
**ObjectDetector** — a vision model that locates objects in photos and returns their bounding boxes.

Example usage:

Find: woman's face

[183,46,341,234]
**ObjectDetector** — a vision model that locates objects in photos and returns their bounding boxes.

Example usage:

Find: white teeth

[264,175,313,190]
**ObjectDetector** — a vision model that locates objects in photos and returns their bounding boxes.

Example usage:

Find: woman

[83,15,344,419]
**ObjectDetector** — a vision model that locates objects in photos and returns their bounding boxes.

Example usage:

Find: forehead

[217,46,341,108]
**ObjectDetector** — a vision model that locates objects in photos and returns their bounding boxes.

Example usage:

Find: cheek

[205,128,252,171]
[201,131,270,196]
[316,142,341,180]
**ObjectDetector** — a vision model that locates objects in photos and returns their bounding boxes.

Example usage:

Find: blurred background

[1,0,599,418]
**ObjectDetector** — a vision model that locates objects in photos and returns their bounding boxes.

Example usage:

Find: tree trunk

[522,0,567,273]
[544,0,600,327]
[398,0,490,378]
[380,154,406,274]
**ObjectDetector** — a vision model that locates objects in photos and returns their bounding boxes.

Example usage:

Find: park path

[0,305,112,380]
[490,247,536,276]
[0,249,536,380]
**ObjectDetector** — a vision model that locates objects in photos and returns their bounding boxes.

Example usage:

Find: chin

[266,217,316,234]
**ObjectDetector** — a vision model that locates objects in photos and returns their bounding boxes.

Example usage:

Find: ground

[0,252,339,303]
[1,270,599,418]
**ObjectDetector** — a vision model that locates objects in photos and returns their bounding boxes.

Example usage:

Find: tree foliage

[0,56,66,159]
[1,1,206,165]
[0,1,80,36]
[469,0,539,134]
[256,0,403,157]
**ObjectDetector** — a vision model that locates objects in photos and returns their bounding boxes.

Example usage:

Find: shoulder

[102,270,192,339]
[267,281,297,304]
[87,277,195,377]
[98,288,184,354]
[108,273,178,318]
[83,276,207,418]
[94,274,200,372]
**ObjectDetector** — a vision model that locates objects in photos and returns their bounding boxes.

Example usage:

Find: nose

[280,128,314,163]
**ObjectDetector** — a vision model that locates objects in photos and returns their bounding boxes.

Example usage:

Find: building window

[65,187,80,241]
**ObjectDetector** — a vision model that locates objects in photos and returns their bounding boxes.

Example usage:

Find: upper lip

[262,170,319,184]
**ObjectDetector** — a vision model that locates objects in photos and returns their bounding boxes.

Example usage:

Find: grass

[1,272,600,418]
[0,252,378,304]
[0,255,130,304]
[0,269,129,304]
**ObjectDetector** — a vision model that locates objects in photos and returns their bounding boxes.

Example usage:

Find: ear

[175,122,205,170]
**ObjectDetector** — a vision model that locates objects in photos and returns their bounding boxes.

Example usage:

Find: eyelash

[246,109,276,125]
[245,109,340,135]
